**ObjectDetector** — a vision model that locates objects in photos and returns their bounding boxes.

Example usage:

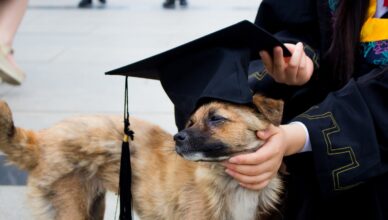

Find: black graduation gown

[287,66,388,220]
[249,0,388,219]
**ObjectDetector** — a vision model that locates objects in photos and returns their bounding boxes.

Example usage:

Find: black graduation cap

[106,20,290,220]
[107,20,290,129]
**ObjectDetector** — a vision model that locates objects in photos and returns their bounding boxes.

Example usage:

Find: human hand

[224,125,286,190]
[224,123,306,190]
[259,42,314,86]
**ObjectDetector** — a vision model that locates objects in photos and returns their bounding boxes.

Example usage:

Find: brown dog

[0,94,283,220]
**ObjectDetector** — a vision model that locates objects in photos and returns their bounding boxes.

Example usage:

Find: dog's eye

[209,115,226,123]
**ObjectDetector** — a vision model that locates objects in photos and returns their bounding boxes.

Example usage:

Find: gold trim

[252,70,267,81]
[298,111,362,190]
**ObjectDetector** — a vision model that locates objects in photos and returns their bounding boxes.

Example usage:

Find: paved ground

[0,0,259,218]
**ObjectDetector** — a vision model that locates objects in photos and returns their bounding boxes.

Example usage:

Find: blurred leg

[0,0,28,48]
[0,0,28,85]
[180,0,187,6]
[78,0,92,8]
[163,0,175,9]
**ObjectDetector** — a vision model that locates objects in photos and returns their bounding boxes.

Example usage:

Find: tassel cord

[119,76,134,220]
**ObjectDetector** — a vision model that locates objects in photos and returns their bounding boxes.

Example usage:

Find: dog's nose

[174,131,188,143]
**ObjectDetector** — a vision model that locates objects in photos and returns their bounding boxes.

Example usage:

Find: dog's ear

[0,100,15,138]
[252,94,284,126]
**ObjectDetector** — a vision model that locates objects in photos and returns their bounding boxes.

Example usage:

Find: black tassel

[119,76,134,220]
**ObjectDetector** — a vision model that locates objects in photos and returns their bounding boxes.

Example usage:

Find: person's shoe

[163,0,175,9]
[179,0,188,7]
[78,0,92,8]
[0,45,25,86]
[99,0,106,4]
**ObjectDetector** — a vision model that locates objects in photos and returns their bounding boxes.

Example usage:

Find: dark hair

[324,0,369,88]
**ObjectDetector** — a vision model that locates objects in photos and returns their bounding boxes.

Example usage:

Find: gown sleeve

[293,66,388,195]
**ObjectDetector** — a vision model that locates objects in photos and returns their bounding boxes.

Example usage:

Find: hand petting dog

[226,42,313,190]
[225,123,307,190]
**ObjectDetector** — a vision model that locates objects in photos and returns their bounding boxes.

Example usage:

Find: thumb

[284,43,297,53]
[257,124,277,140]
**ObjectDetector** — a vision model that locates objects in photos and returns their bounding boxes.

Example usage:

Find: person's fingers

[225,169,273,184]
[294,51,307,84]
[289,42,304,67]
[229,141,280,166]
[225,159,276,176]
[257,124,277,140]
[287,42,304,83]
[284,43,296,53]
[239,180,270,191]
[228,149,265,165]
[300,51,307,72]
[259,50,273,74]
[273,46,285,81]
[283,43,295,63]
[305,56,314,81]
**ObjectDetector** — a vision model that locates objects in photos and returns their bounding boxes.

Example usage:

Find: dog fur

[0,94,283,220]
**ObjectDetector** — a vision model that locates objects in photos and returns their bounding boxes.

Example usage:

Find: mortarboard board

[107,20,290,129]
[106,20,290,220]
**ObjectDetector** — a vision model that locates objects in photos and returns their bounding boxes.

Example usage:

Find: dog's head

[174,94,284,162]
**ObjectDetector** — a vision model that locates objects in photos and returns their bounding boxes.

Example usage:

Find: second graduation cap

[107,20,290,130]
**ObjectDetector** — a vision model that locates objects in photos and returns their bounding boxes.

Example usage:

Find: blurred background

[0,0,259,218]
